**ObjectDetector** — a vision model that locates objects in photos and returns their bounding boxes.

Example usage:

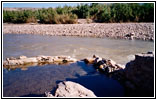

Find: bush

[3,10,37,23]
[26,16,37,23]
[3,3,154,23]
[55,13,78,24]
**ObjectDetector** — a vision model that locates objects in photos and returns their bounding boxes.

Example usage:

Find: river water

[3,34,154,97]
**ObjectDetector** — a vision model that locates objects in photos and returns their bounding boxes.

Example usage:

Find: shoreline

[3,23,154,41]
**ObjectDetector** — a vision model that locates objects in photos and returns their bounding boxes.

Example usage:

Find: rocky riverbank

[3,23,154,41]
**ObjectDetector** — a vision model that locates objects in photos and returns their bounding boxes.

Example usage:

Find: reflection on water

[3,61,124,97]
[3,34,154,97]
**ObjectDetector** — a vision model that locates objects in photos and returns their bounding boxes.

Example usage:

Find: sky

[3,3,81,8]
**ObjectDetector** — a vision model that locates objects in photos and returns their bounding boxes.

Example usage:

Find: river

[3,34,154,97]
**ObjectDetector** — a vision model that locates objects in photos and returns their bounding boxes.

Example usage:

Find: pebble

[3,23,154,41]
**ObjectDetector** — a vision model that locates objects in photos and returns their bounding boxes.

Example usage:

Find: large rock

[124,52,154,96]
[112,52,154,96]
[53,81,96,97]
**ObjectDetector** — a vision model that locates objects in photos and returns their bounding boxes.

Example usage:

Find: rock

[115,64,125,69]
[47,57,54,62]
[22,57,38,63]
[3,55,77,66]
[84,58,95,64]
[109,52,154,96]
[97,60,105,66]
[3,61,8,66]
[84,57,123,73]
[125,32,135,37]
[130,32,135,36]
[107,59,116,67]
[54,81,96,97]
[125,81,136,90]
[67,58,77,62]
[45,92,54,97]
[93,55,99,58]
[4,23,154,41]
[58,56,70,59]
[53,58,63,62]
[130,36,134,40]
[8,57,16,60]
[99,65,104,70]
[104,67,110,73]
[36,56,43,61]
[93,55,96,58]
[147,51,153,54]
[94,57,102,65]
[124,52,154,96]
[62,59,68,63]
[19,56,27,59]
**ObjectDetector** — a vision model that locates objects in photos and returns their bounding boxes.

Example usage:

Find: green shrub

[55,13,77,24]
[3,3,154,23]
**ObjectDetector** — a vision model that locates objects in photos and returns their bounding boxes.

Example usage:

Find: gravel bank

[3,23,154,41]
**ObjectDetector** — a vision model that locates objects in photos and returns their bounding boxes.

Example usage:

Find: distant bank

[3,23,154,41]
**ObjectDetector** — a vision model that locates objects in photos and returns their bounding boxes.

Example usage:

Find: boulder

[54,81,96,97]
[120,52,154,96]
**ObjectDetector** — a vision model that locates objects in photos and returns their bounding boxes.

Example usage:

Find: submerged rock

[45,81,96,97]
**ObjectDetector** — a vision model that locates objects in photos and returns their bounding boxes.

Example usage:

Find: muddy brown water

[3,34,154,97]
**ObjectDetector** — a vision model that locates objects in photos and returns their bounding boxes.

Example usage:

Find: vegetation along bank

[3,3,154,24]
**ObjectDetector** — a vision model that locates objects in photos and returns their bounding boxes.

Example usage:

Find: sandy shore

[3,23,154,41]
